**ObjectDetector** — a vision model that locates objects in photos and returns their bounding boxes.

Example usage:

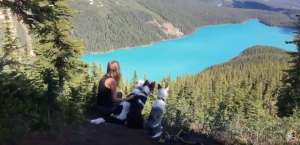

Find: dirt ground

[21,119,224,145]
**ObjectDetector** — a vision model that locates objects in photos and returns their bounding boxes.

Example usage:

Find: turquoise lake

[81,19,297,82]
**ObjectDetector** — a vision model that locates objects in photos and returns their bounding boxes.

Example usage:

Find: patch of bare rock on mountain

[147,19,184,37]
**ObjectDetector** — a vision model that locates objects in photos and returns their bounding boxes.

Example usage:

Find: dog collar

[139,89,148,96]
[138,87,148,96]
[142,91,148,96]
[158,98,165,102]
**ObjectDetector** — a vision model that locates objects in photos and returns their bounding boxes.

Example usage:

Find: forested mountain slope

[197,0,300,14]
[1,1,300,145]
[198,0,300,8]
[2,44,298,145]
[157,45,298,145]
[68,0,295,53]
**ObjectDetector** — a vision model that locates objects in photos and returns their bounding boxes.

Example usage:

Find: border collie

[126,80,156,129]
[90,80,145,125]
[144,84,169,138]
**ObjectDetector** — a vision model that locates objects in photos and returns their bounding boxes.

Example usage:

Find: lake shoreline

[85,19,257,55]
[82,19,296,82]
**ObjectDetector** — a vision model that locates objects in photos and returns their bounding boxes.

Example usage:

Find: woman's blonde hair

[103,60,121,85]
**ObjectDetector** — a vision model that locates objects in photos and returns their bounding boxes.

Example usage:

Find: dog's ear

[158,84,162,90]
[143,80,149,86]
[149,81,156,91]
[165,84,169,91]
[137,80,144,86]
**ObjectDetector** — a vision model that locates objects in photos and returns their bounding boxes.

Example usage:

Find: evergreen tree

[33,1,88,97]
[0,8,20,74]
[118,75,125,93]
[91,62,100,81]
[28,0,90,127]
[99,62,104,77]
[129,70,138,91]
[278,15,300,117]
[125,75,129,95]
[0,0,61,29]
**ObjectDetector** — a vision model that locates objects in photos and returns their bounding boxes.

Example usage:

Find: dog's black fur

[102,93,132,125]
[126,80,155,129]
[93,81,145,125]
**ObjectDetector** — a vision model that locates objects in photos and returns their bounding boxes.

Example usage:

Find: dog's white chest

[153,99,165,110]
[114,101,130,120]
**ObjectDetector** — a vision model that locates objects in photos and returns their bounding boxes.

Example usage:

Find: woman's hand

[126,94,136,100]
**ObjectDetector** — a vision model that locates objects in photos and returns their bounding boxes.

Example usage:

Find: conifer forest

[0,0,300,145]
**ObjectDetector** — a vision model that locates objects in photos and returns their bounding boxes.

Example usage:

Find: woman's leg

[97,106,114,119]
[98,92,123,117]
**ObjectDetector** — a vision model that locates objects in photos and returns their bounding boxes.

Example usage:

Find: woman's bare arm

[110,80,135,102]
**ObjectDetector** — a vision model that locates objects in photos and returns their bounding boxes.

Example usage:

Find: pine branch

[0,37,20,64]
[0,37,34,74]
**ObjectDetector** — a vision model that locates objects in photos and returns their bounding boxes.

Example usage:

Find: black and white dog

[144,84,169,138]
[90,80,145,125]
[126,80,156,129]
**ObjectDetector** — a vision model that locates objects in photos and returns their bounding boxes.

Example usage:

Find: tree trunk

[59,72,64,97]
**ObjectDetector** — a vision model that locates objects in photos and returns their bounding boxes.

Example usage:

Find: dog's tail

[90,118,105,124]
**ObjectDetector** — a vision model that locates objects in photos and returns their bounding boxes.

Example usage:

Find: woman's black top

[97,75,113,108]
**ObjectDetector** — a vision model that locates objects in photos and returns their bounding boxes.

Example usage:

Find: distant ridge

[10,0,297,53]
[67,0,295,53]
